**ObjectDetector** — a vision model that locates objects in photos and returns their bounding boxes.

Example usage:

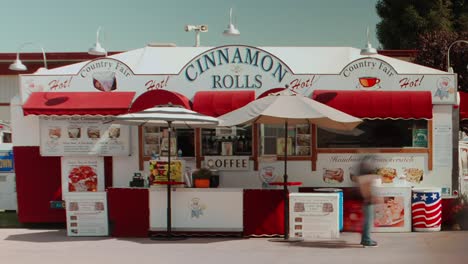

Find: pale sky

[0,0,380,53]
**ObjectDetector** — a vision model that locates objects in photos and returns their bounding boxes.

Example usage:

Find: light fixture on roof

[223,8,240,36]
[360,27,377,56]
[9,42,48,71]
[88,26,107,56]
[447,40,468,73]
[184,24,208,47]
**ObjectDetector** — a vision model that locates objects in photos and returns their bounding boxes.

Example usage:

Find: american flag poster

[411,189,442,231]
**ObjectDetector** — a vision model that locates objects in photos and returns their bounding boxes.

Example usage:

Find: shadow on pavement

[116,236,249,244]
[5,229,112,243]
[4,228,248,244]
[288,240,363,249]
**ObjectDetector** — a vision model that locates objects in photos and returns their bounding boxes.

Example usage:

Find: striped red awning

[192,91,255,117]
[312,90,432,119]
[129,89,192,112]
[23,92,135,116]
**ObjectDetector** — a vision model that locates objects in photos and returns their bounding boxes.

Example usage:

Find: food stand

[11,45,457,236]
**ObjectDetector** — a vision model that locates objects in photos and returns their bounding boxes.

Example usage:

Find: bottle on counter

[177,148,183,157]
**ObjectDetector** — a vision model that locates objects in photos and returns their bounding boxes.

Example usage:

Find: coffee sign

[204,156,250,171]
[340,58,396,90]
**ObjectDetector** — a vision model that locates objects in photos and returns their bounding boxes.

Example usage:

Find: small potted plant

[192,168,212,188]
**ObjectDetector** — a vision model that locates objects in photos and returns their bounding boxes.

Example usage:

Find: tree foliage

[376,0,465,49]
[414,31,468,91]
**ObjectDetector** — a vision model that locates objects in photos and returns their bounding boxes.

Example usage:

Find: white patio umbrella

[218,90,362,241]
[111,104,219,239]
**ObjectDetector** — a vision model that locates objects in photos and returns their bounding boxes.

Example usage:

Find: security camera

[184,25,196,32]
[199,25,208,32]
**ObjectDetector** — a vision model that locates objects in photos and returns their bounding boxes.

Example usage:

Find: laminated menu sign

[412,129,428,147]
[149,159,185,186]
[61,157,105,195]
[40,117,130,156]
[289,193,339,240]
[64,192,108,236]
[371,186,411,232]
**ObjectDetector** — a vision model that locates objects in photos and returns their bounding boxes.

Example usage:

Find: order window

[141,125,195,157]
[259,124,311,156]
[201,125,252,156]
[317,119,428,148]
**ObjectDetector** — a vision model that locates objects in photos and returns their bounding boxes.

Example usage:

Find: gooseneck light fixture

[360,27,377,56]
[447,40,468,73]
[88,26,107,56]
[223,8,240,36]
[9,42,48,71]
[184,24,208,47]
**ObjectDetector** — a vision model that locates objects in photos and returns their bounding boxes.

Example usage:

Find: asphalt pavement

[1,228,467,264]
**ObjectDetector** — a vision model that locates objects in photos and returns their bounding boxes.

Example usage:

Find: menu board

[296,124,311,156]
[412,128,428,147]
[40,117,130,156]
[61,157,105,195]
[149,159,185,186]
[64,192,108,236]
[371,186,411,232]
[318,154,426,186]
[289,193,339,240]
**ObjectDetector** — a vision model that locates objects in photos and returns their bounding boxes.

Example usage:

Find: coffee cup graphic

[359,77,380,88]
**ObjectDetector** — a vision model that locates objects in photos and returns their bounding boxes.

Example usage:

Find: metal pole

[283,121,289,240]
[167,121,172,237]
[195,30,200,47]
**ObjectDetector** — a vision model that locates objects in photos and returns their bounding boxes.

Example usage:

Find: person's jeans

[361,202,373,243]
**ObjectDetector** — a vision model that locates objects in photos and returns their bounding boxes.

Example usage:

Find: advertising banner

[149,159,185,185]
[40,117,130,156]
[0,151,14,172]
[289,193,340,240]
[372,186,412,232]
[61,157,105,195]
[64,192,108,236]
[317,154,427,187]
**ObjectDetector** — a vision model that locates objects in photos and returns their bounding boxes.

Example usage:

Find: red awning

[192,91,255,117]
[460,92,468,120]
[312,90,432,119]
[129,89,192,113]
[23,92,136,116]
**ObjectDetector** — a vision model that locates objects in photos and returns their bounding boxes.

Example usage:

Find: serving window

[140,125,195,159]
[259,124,311,156]
[317,119,428,149]
[201,125,252,156]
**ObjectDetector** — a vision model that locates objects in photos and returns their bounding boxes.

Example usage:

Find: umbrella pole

[283,121,289,240]
[167,121,172,238]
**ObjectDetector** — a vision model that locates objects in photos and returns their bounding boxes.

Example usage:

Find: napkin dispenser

[129,172,145,187]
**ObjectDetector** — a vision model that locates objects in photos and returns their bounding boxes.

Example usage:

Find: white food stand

[149,187,243,232]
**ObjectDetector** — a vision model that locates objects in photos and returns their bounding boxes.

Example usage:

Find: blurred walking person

[352,154,379,247]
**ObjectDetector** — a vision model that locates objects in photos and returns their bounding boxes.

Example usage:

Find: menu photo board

[61,157,105,195]
[40,117,130,156]
[289,193,340,240]
[64,192,108,236]
[317,154,427,187]
[371,186,412,232]
[149,159,185,186]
